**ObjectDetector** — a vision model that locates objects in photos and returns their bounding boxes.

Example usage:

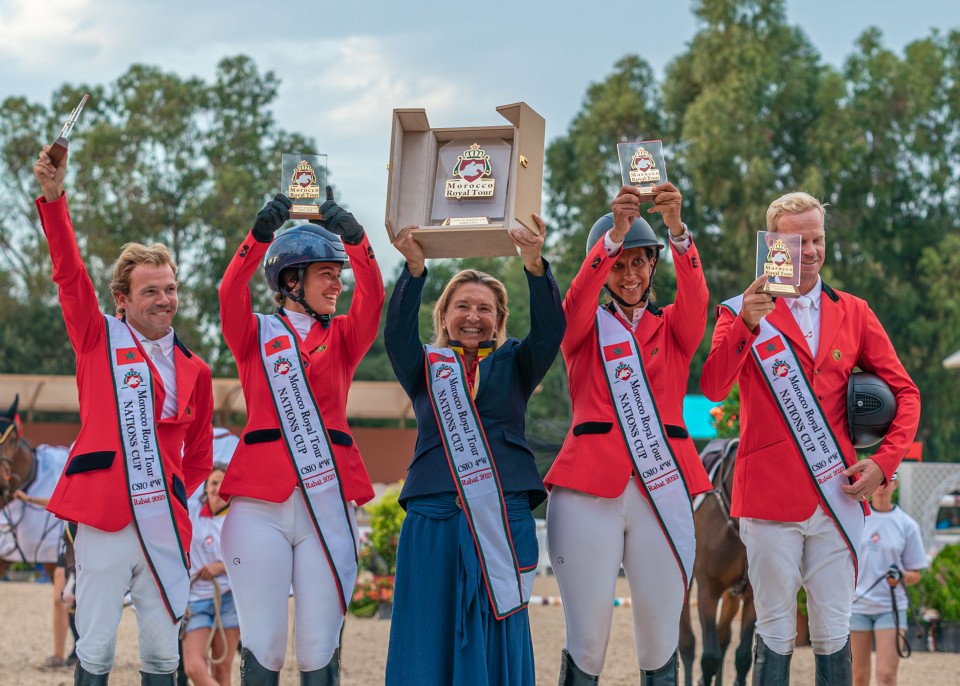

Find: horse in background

[680,438,756,686]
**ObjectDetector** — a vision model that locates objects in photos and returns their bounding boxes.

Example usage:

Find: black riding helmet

[847,371,898,448]
[263,224,349,323]
[586,213,665,308]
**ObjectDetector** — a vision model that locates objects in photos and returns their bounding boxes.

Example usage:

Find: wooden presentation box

[385,102,545,258]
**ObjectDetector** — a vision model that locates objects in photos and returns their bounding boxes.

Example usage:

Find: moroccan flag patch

[602,341,632,362]
[428,351,456,365]
[264,336,292,356]
[115,347,145,365]
[757,336,786,361]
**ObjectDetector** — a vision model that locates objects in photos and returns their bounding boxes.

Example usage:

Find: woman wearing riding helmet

[544,183,712,685]
[218,190,384,685]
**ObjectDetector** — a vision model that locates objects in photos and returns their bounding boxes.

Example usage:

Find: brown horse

[680,438,756,686]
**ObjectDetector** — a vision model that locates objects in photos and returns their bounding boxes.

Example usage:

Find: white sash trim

[105,316,188,621]
[424,345,533,620]
[596,308,696,588]
[256,314,358,614]
[723,295,863,571]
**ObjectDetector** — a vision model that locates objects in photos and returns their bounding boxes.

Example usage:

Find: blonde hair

[109,243,177,299]
[766,192,827,231]
[431,270,509,349]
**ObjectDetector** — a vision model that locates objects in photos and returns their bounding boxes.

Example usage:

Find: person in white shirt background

[849,472,927,686]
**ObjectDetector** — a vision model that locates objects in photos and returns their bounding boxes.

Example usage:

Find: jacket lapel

[814,284,845,368]
[173,337,199,421]
[633,305,664,351]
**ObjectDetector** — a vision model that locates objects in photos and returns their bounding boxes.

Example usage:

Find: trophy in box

[385,102,545,258]
[756,231,802,297]
[282,153,327,220]
[48,94,90,167]
[617,140,667,196]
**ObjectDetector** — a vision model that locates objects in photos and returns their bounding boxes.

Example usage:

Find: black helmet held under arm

[847,371,898,448]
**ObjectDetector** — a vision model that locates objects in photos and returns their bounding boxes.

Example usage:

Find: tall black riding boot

[751,636,792,686]
[559,648,599,685]
[814,640,852,686]
[301,647,340,685]
[140,672,175,685]
[640,651,678,685]
[74,664,109,685]
[240,648,280,686]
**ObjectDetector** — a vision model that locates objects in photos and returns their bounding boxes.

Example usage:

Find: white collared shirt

[285,310,316,340]
[786,277,823,358]
[136,328,177,419]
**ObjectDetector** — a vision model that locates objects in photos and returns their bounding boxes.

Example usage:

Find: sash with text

[257,314,358,614]
[596,308,695,588]
[105,316,188,622]
[424,345,533,620]
[723,295,863,571]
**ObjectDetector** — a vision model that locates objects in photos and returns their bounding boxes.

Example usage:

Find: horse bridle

[708,438,740,533]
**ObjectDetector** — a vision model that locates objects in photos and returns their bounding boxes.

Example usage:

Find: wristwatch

[669,223,690,242]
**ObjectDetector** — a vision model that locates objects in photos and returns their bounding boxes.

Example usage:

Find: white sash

[105,316,188,622]
[256,314,358,614]
[596,308,696,588]
[723,295,863,571]
[424,345,534,620]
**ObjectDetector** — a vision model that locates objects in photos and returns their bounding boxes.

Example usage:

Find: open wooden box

[385,102,545,258]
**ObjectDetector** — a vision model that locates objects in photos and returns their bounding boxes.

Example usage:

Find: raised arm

[219,195,291,362]
[33,146,104,355]
[384,227,427,397]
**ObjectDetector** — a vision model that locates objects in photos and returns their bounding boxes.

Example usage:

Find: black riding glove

[252,194,292,243]
[313,186,364,245]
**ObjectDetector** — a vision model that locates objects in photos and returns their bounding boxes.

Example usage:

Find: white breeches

[74,523,181,675]
[547,485,686,675]
[220,491,354,672]
[741,505,855,655]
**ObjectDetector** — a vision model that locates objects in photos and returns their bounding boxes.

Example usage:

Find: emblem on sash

[435,363,454,379]
[444,143,495,200]
[629,146,662,185]
[273,357,293,375]
[614,362,634,382]
[287,160,321,200]
[123,370,144,389]
[763,238,795,279]
[772,359,791,378]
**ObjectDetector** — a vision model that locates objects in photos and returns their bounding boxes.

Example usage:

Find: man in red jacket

[33,146,213,686]
[701,192,919,685]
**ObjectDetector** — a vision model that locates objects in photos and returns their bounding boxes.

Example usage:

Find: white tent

[944,349,960,369]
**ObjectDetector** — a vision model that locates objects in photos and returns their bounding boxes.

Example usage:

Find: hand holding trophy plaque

[282,153,327,220]
[48,94,90,167]
[617,140,667,197]
[756,231,802,297]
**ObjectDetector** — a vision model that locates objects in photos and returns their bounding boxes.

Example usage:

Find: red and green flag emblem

[602,341,632,362]
[757,336,786,361]
[264,335,292,356]
[116,347,145,365]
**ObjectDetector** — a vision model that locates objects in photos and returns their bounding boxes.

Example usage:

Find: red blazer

[545,236,712,498]
[700,284,921,522]
[218,230,383,506]
[37,195,214,547]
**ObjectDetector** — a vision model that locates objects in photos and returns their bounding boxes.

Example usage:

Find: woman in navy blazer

[384,220,564,686]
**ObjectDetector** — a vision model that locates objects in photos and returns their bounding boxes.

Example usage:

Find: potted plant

[349,484,405,619]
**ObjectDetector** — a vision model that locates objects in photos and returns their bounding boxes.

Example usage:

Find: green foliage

[363,485,405,575]
[909,544,960,622]
[710,385,740,438]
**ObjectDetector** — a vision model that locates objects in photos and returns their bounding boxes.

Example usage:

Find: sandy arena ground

[2,576,959,685]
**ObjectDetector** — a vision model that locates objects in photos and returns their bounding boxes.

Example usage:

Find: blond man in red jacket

[701,192,920,685]
[33,147,213,686]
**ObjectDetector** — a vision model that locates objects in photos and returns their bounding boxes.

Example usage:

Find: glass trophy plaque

[756,231,802,297]
[617,140,667,195]
[282,153,327,220]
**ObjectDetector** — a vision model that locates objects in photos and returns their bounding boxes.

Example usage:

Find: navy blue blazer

[385,262,565,509]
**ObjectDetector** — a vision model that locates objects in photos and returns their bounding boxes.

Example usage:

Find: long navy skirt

[385,493,537,686]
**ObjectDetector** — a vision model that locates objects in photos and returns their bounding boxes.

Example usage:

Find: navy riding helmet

[263,224,350,294]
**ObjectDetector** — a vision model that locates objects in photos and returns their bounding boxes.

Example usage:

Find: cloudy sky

[2,0,958,273]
